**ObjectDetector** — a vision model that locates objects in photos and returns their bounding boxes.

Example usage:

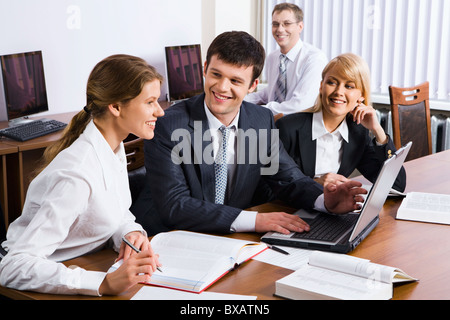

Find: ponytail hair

[34,54,163,176]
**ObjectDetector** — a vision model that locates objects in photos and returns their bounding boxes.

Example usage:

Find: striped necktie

[274,54,288,103]
[214,126,231,205]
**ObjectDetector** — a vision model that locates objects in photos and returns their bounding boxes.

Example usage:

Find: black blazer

[276,112,406,192]
[131,94,323,235]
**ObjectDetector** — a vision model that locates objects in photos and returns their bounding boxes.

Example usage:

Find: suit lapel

[298,114,316,177]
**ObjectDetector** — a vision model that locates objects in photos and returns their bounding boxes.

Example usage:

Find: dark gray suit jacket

[131,94,323,235]
[276,112,406,192]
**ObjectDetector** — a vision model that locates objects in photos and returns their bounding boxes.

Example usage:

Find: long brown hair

[35,54,163,176]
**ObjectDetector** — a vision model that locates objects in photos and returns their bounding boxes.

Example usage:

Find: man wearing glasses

[246,3,327,115]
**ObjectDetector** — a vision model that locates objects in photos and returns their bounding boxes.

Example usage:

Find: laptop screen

[349,142,412,241]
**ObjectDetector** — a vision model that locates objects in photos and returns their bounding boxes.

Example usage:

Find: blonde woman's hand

[350,103,387,144]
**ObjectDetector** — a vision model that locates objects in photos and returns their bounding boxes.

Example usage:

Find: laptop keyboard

[292,214,359,242]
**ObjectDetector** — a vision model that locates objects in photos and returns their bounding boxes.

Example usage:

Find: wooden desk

[0,112,77,225]
[1,150,449,300]
[0,143,18,231]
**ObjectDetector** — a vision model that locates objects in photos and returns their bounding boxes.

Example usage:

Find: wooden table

[1,150,450,300]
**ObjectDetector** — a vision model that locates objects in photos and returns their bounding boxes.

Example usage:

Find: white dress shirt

[0,120,145,296]
[312,111,349,178]
[204,104,258,232]
[204,104,327,232]
[245,39,328,115]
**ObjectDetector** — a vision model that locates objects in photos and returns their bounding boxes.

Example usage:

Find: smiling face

[272,9,303,54]
[320,65,364,121]
[118,79,164,140]
[203,55,258,126]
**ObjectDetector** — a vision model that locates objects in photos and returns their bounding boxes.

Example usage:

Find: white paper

[253,246,312,270]
[131,286,257,300]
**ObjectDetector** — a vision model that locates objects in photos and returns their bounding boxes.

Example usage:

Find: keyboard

[292,214,358,242]
[0,119,67,142]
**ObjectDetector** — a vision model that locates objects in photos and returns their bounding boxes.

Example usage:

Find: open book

[396,192,450,224]
[110,231,267,293]
[275,251,417,300]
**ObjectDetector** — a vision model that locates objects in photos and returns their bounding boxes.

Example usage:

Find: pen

[267,244,290,255]
[122,236,163,272]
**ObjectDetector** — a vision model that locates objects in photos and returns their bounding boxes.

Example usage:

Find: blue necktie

[274,54,288,103]
[214,126,230,205]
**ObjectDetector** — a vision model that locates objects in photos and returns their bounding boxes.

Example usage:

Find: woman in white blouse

[0,55,165,296]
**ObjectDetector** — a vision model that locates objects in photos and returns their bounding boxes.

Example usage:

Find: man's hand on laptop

[255,212,311,235]
[323,180,368,214]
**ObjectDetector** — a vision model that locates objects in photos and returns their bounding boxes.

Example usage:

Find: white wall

[0,0,202,120]
[201,0,258,62]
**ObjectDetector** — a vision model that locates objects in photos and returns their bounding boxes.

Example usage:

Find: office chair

[389,81,432,161]
[124,135,147,203]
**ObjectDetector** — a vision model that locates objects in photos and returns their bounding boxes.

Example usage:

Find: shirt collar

[83,120,126,188]
[284,38,303,62]
[312,111,349,142]
[204,101,239,131]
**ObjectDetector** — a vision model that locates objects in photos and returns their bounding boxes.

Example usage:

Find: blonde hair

[35,54,163,176]
[307,53,371,113]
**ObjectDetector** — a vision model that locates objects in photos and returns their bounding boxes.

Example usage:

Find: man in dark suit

[131,31,366,235]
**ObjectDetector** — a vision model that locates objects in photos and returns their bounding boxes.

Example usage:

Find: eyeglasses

[271,21,300,28]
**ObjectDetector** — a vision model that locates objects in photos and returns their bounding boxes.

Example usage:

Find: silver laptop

[261,142,412,254]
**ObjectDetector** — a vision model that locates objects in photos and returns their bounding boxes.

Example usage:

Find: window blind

[263,0,450,108]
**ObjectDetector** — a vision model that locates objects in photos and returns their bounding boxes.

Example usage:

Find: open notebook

[109,231,267,293]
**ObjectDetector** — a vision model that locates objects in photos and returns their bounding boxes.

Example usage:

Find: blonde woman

[277,53,406,191]
[0,55,164,296]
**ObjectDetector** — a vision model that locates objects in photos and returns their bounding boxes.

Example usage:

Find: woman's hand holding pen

[99,250,157,295]
[117,231,153,261]
[99,232,161,296]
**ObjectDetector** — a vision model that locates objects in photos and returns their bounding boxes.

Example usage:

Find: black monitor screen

[165,44,203,102]
[1,51,49,121]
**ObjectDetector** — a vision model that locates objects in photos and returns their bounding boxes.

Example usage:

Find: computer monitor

[0,51,49,125]
[165,44,204,103]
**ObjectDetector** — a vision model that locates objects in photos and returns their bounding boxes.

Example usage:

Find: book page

[308,251,398,284]
[149,250,232,291]
[397,192,450,224]
[151,231,266,264]
[108,250,232,292]
[277,264,392,300]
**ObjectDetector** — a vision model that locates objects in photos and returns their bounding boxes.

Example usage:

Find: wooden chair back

[389,81,432,161]
[124,135,145,172]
